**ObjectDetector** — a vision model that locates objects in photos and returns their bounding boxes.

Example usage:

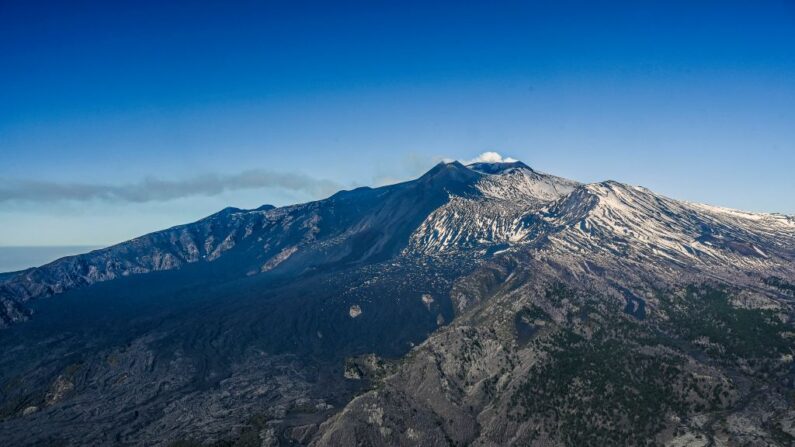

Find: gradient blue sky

[1,0,794,247]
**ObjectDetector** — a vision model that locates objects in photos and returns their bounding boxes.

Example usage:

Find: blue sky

[1,0,794,247]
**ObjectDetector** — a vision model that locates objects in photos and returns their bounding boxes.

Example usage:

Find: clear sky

[1,0,794,247]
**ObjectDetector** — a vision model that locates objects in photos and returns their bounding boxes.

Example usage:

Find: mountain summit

[1,160,794,446]
[467,159,533,174]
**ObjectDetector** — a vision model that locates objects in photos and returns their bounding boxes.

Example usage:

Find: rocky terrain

[313,255,795,446]
[1,160,793,446]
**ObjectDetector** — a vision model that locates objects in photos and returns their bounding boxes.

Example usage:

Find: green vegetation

[765,276,795,297]
[517,304,549,322]
[507,284,762,446]
[511,327,715,446]
[544,282,576,304]
[661,285,792,362]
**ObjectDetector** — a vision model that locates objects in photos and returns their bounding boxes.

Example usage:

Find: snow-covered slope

[407,162,578,253]
[408,163,795,277]
[542,181,795,272]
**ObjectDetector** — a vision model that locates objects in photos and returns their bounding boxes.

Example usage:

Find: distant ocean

[0,246,103,273]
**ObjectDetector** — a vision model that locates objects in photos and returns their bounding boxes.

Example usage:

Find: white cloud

[462,152,518,165]
[0,170,344,204]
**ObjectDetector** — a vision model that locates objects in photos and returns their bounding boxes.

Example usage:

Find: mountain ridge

[1,159,793,446]
[2,160,792,327]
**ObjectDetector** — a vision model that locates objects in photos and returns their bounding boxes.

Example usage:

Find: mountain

[1,161,793,446]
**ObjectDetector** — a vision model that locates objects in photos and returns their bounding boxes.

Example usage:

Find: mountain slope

[0,162,480,327]
[310,172,795,447]
[1,160,793,446]
[543,181,795,271]
[0,161,495,445]
[312,241,795,446]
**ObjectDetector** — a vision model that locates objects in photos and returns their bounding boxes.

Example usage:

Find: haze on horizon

[2,0,794,249]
